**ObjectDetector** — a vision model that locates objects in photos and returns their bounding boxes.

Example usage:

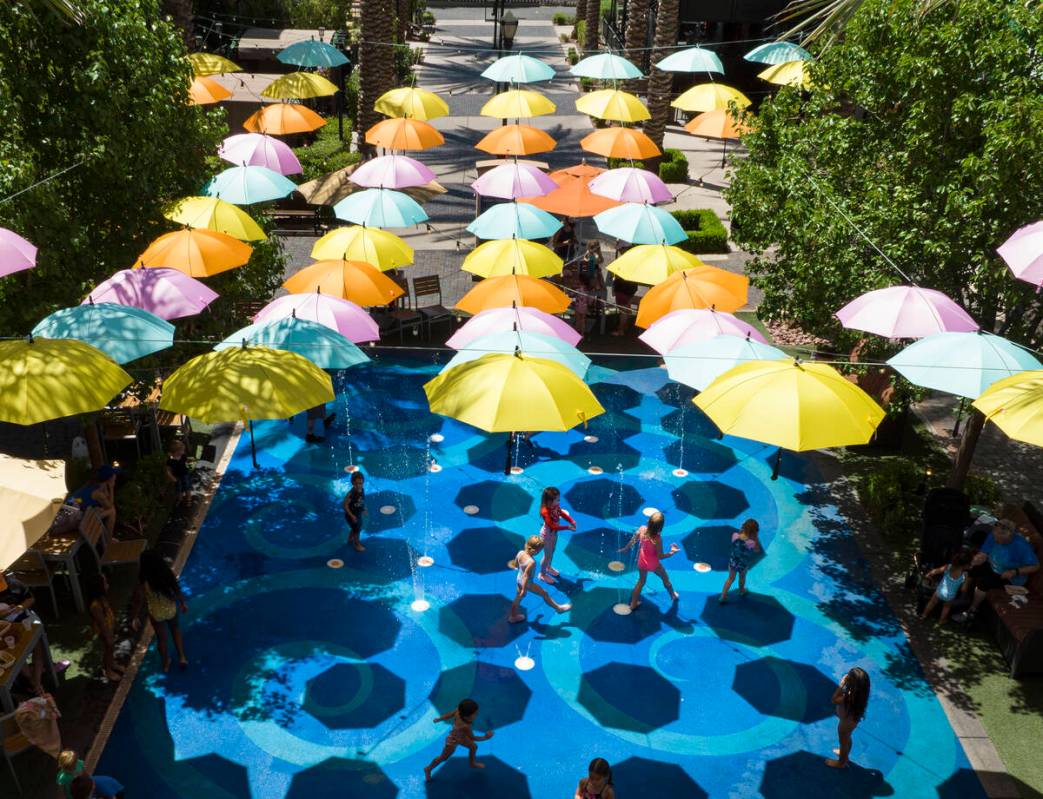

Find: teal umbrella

[215,315,370,369]
[467,202,562,240]
[655,47,724,74]
[594,202,686,245]
[571,53,642,80]
[441,330,591,377]
[481,54,556,83]
[664,335,786,391]
[32,302,174,364]
[205,165,297,205]
[333,188,429,228]
[277,40,350,68]
[744,42,812,65]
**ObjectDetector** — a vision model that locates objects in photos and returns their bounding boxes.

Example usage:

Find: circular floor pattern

[379,505,396,515]
[463,505,479,515]
[326,559,344,569]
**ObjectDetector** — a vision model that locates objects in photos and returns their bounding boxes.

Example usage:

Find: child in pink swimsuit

[424,698,494,780]
[539,486,576,584]
[619,512,680,610]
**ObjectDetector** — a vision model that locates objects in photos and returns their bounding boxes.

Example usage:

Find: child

[424,698,494,780]
[825,667,871,768]
[719,519,761,603]
[130,549,188,672]
[165,439,192,504]
[921,549,972,624]
[57,751,123,799]
[620,512,680,610]
[343,471,366,552]
[86,575,122,683]
[539,486,576,584]
[509,536,572,623]
[575,757,615,799]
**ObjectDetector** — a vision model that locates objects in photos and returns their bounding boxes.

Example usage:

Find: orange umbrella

[636,265,750,327]
[548,161,605,184]
[456,275,571,315]
[136,229,252,278]
[244,104,326,135]
[581,126,661,160]
[685,110,752,167]
[520,178,621,217]
[283,260,405,306]
[476,124,556,156]
[189,76,232,105]
[365,117,445,151]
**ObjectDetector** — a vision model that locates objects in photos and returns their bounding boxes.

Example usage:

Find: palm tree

[584,0,600,52]
[623,0,650,91]
[642,0,678,164]
[161,0,193,45]
[39,0,83,22]
[358,0,396,153]
[778,0,951,48]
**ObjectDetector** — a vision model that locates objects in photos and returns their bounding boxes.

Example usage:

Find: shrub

[553,12,576,24]
[574,20,585,42]
[422,10,435,23]
[560,32,570,42]
[608,157,645,170]
[579,76,596,92]
[860,459,924,540]
[965,472,1003,509]
[567,47,579,65]
[670,209,729,254]
[658,159,688,182]
[293,113,359,182]
[116,451,173,536]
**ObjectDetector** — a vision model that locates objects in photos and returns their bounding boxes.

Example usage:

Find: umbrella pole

[504,432,514,476]
[771,447,782,481]
[721,138,727,169]
[250,420,259,469]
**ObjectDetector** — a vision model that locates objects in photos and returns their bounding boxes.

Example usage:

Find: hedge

[670,209,729,254]
[607,148,689,182]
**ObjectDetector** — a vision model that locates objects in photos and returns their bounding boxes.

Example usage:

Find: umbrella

[609,244,705,287]
[165,196,267,241]
[594,203,686,245]
[283,259,404,306]
[665,335,787,391]
[550,162,606,182]
[350,154,437,189]
[457,275,571,315]
[571,53,642,80]
[480,89,556,119]
[0,337,132,425]
[311,225,414,269]
[84,267,218,321]
[685,109,752,167]
[204,165,297,205]
[835,285,978,338]
[188,76,232,105]
[576,89,650,122]
[482,54,556,83]
[219,133,303,175]
[519,176,621,217]
[998,221,1043,287]
[589,168,672,204]
[443,330,591,377]
[277,39,349,68]
[137,228,252,277]
[254,292,379,342]
[364,117,444,150]
[32,302,174,364]
[672,83,751,113]
[244,104,326,135]
[333,187,429,227]
[0,454,68,571]
[581,127,661,159]
[759,60,813,89]
[262,71,338,99]
[467,202,562,240]
[216,316,370,369]
[744,41,812,65]
[640,308,767,354]
[463,238,563,278]
[448,305,581,349]
[476,124,556,156]
[655,47,724,74]
[974,370,1043,448]
[375,87,449,120]
[887,331,1041,399]
[473,161,558,199]
[424,352,604,432]
[636,265,749,325]
[187,53,240,76]
[297,163,446,207]
[0,228,37,277]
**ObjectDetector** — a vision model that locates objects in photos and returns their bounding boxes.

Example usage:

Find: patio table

[0,613,58,713]
[31,524,100,615]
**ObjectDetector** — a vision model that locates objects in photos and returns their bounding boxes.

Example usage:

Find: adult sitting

[0,571,47,695]
[65,464,119,530]
[955,518,1040,623]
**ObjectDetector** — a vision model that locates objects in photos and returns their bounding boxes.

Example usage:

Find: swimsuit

[638,535,660,571]
[446,717,472,746]
[728,533,757,573]
[145,585,178,623]
[345,489,364,533]
[516,551,534,589]
[936,566,966,602]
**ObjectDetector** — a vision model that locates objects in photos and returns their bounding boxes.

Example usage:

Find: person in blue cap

[65,464,119,530]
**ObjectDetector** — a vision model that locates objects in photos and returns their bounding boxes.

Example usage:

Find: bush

[965,472,1003,509]
[658,159,688,182]
[422,10,435,23]
[552,12,576,24]
[574,20,585,42]
[608,157,644,170]
[670,209,729,254]
[293,116,359,182]
[567,47,579,66]
[116,451,173,536]
[560,33,570,42]
[579,76,596,92]
[860,459,924,540]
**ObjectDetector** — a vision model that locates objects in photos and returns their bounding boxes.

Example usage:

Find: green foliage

[422,10,435,24]
[553,12,576,24]
[574,20,586,43]
[567,47,579,66]
[579,76,597,92]
[965,472,1003,508]
[198,0,346,28]
[671,209,730,254]
[608,157,645,170]
[116,451,172,535]
[293,119,360,183]
[860,458,924,539]
[393,43,415,84]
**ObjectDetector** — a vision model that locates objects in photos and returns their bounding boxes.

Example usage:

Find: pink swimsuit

[638,535,660,571]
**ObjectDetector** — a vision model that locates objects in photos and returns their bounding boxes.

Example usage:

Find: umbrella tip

[241,338,248,349]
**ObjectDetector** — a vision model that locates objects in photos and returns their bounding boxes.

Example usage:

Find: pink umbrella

[639,308,766,355]
[350,154,437,190]
[253,291,379,343]
[588,168,672,204]
[447,305,581,349]
[472,161,558,199]
[835,285,977,338]
[0,228,37,277]
[84,267,219,320]
[219,133,303,176]
[998,221,1043,287]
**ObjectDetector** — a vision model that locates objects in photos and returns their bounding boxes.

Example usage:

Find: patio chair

[7,551,59,618]
[0,711,31,795]
[90,507,146,570]
[411,275,454,339]
[374,275,423,342]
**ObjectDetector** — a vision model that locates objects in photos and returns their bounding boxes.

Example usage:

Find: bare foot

[352,540,366,552]
[938,617,949,626]
[825,758,848,769]
[508,613,526,623]
[537,572,556,584]
[162,658,172,673]
[424,766,433,781]
[470,761,485,770]
[556,603,572,613]
[718,595,728,603]
[547,567,560,577]
[629,600,641,610]
[179,658,189,671]
[671,590,680,601]
[738,588,748,596]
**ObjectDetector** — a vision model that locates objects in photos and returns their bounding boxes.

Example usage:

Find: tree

[357,0,395,152]
[583,0,599,51]
[623,0,650,76]
[778,0,953,48]
[643,0,679,163]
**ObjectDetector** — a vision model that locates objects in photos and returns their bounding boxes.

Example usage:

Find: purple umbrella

[218,133,303,176]
[639,308,766,355]
[835,285,977,339]
[447,305,581,349]
[588,168,673,204]
[0,228,37,277]
[84,267,219,321]
[472,161,558,199]
[350,154,437,190]
[998,220,1043,287]
[253,292,379,343]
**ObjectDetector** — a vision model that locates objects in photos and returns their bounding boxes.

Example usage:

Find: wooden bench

[270,208,324,235]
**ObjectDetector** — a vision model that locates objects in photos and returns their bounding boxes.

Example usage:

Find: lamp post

[501,10,519,49]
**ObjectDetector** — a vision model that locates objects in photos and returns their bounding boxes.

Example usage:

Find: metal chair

[411,275,454,339]
[375,275,424,342]
[7,551,59,618]
[0,711,31,795]
[83,507,145,571]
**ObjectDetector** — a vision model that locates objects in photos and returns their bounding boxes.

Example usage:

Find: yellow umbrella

[165,196,267,242]
[0,337,132,426]
[758,60,813,89]
[671,83,752,113]
[607,244,703,286]
[575,89,650,122]
[137,228,253,278]
[424,352,604,433]
[187,53,240,76]
[973,370,1043,448]
[262,71,339,100]
[189,75,232,105]
[456,275,571,315]
[480,89,556,119]
[463,239,563,278]
[375,87,450,120]
[311,225,414,270]
[283,260,405,306]
[0,454,68,570]
[636,265,749,326]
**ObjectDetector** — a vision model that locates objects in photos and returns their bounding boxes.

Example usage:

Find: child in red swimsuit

[539,486,576,584]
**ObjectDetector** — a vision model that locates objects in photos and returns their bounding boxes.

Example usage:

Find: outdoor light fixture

[501,11,519,49]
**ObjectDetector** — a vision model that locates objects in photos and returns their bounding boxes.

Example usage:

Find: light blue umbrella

[655,47,724,74]
[333,188,429,228]
[32,302,174,364]
[482,54,556,83]
[441,330,591,377]
[467,202,562,240]
[887,331,1042,399]
[744,42,812,65]
[204,165,297,205]
[664,335,786,391]
[593,202,686,245]
[571,53,642,80]
[277,40,350,68]
[215,315,370,369]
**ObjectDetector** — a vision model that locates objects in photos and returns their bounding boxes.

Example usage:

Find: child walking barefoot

[509,536,572,623]
[921,550,972,624]
[86,575,123,683]
[719,519,761,603]
[575,757,615,799]
[424,699,494,780]
[343,471,366,552]
[620,512,679,610]
[538,486,576,584]
[826,667,870,768]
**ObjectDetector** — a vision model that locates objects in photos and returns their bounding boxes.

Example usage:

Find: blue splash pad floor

[100,356,983,799]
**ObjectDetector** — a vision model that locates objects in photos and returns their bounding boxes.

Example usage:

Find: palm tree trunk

[584,0,600,52]
[644,0,678,170]
[396,0,409,43]
[161,0,193,46]
[358,0,396,155]
[624,0,650,92]
[575,0,588,32]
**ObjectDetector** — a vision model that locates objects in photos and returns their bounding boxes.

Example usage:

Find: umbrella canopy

[0,228,37,277]
[655,47,724,74]
[219,133,303,175]
[835,285,978,338]
[463,238,563,278]
[665,335,787,391]
[216,316,369,370]
[333,187,429,228]
[188,75,232,105]
[580,127,661,159]
[640,308,767,354]
[744,41,812,65]
[444,330,590,377]
[188,52,240,76]
[424,352,604,432]
[457,275,571,315]
[297,163,445,207]
[244,103,326,135]
[519,176,621,217]
[998,221,1043,287]
[84,268,218,321]
[571,53,642,80]
[137,228,252,277]
[694,359,885,451]
[283,260,404,306]
[672,83,752,113]
[759,60,813,89]
[254,292,379,342]
[974,370,1043,448]
[550,162,606,182]
[887,331,1041,400]
[636,264,749,325]
[0,338,132,425]
[165,196,267,241]
[468,202,562,240]
[0,454,68,571]
[448,305,581,349]
[262,71,338,99]
[375,87,449,120]
[588,168,672,204]
[205,165,297,205]
[472,161,558,199]
[350,154,437,189]
[576,89,650,122]
[685,109,751,140]
[482,54,556,83]
[364,117,445,150]
[32,303,174,364]
[594,203,686,245]
[609,244,704,286]
[277,39,349,68]
[481,89,556,119]
[476,124,556,156]
[311,225,414,269]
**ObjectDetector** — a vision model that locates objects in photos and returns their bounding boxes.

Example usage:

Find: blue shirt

[981,534,1039,586]
[65,484,101,509]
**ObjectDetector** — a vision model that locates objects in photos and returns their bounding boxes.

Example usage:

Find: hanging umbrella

[588,168,672,204]
[974,370,1043,448]
[84,267,218,321]
[672,84,752,113]
[519,176,621,217]
[640,308,767,354]
[187,52,240,76]
[476,124,556,156]
[424,352,604,432]
[609,244,704,287]
[473,161,558,199]
[219,133,303,175]
[998,221,1043,287]
[205,165,297,205]
[665,334,787,391]
[655,47,724,74]
[364,117,445,150]
[350,154,437,189]
[0,228,37,277]
[262,71,338,99]
[550,162,606,183]
[482,54,556,83]
[311,225,414,269]
[636,265,749,325]
[283,260,404,306]
[216,316,370,369]
[480,89,556,119]
[298,163,446,207]
[137,228,252,277]
[254,292,379,342]
[277,39,350,68]
[244,104,326,135]
[759,60,813,89]
[188,76,232,105]
[333,187,429,227]
[594,203,686,245]
[448,305,581,349]
[468,202,562,240]
[744,42,812,65]
[0,337,132,425]
[32,303,174,364]
[463,238,563,278]
[457,275,571,315]
[835,285,978,338]
[165,196,267,241]
[576,89,650,122]
[571,53,642,80]
[375,87,450,120]
[580,127,661,160]
[443,330,590,377]
[685,109,752,167]
[0,454,68,571]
